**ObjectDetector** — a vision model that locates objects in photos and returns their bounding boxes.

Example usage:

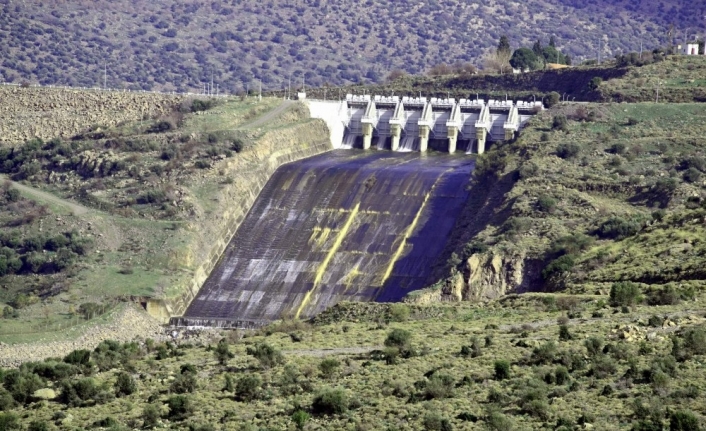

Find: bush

[292,410,310,430]
[537,194,557,213]
[648,286,680,306]
[552,115,568,131]
[556,143,580,159]
[423,412,454,431]
[494,360,511,380]
[0,413,21,431]
[558,324,573,341]
[591,356,617,379]
[170,368,197,394]
[147,120,174,133]
[597,216,644,239]
[27,420,49,431]
[683,167,701,183]
[311,387,348,415]
[542,255,575,280]
[384,328,412,350]
[214,339,234,365]
[114,372,136,397]
[246,343,285,369]
[545,92,560,108]
[58,377,102,407]
[142,403,161,429]
[584,337,604,357]
[319,358,340,379]
[669,410,700,431]
[531,341,557,364]
[610,282,642,307]
[166,395,194,420]
[423,373,455,399]
[388,303,410,322]
[232,139,244,153]
[235,374,262,401]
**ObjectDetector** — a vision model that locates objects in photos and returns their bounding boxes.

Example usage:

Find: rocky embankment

[0,305,166,368]
[0,86,181,144]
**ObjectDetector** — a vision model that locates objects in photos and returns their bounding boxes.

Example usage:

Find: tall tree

[532,40,543,56]
[497,35,511,54]
[549,36,556,48]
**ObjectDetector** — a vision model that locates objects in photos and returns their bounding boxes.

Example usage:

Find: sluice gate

[175,151,473,328]
[308,95,543,154]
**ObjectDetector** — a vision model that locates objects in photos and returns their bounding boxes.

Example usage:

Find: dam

[175,150,473,327]
[170,96,541,328]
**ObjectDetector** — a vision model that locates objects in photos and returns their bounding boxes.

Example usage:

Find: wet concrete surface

[182,150,474,326]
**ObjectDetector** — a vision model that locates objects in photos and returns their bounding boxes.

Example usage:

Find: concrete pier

[307,95,543,154]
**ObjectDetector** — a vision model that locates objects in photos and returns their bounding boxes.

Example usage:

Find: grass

[3,297,705,429]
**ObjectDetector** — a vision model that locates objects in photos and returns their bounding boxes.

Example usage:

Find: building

[680,43,701,55]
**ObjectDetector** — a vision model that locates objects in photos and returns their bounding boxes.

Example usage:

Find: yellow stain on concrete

[295,202,360,318]
[308,227,333,248]
[377,173,449,287]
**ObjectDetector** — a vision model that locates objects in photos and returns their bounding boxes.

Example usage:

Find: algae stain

[295,202,361,318]
[376,172,449,288]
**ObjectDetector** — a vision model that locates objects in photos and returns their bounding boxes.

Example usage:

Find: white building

[680,43,701,55]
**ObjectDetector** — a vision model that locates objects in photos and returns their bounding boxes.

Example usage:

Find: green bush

[58,377,104,407]
[683,167,701,183]
[114,372,136,397]
[558,324,573,341]
[170,367,198,394]
[552,115,568,131]
[166,395,194,421]
[319,358,340,379]
[311,387,349,415]
[423,412,454,431]
[542,255,575,280]
[590,356,617,379]
[545,92,560,108]
[142,403,161,429]
[597,216,644,239]
[235,374,262,401]
[384,328,412,350]
[292,410,310,430]
[423,373,455,399]
[669,410,701,431]
[214,339,234,365]
[0,412,21,431]
[531,341,557,365]
[556,143,580,159]
[27,420,49,431]
[388,303,410,322]
[246,343,285,369]
[609,282,642,307]
[494,360,511,380]
[537,194,557,213]
[3,371,44,405]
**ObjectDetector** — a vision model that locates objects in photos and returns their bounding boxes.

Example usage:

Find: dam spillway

[176,150,473,327]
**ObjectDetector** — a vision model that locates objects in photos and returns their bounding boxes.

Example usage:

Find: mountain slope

[0,0,701,93]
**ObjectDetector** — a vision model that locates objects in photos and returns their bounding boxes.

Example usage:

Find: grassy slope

[0,97,289,343]
[2,297,705,430]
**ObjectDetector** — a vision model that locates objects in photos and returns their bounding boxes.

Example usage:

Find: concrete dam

[172,96,541,327]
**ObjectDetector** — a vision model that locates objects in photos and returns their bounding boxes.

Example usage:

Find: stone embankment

[0,305,166,368]
[0,86,181,144]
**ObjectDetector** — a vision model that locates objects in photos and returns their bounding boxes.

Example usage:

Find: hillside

[0,0,702,92]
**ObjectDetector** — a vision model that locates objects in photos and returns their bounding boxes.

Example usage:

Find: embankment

[149,108,333,321]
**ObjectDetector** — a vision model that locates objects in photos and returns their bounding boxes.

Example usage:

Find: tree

[549,36,557,47]
[510,48,540,71]
[532,40,544,56]
[114,372,136,397]
[214,339,234,365]
[609,282,642,307]
[484,49,513,74]
[497,35,511,54]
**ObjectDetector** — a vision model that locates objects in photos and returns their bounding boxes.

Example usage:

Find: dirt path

[1,174,89,216]
[239,100,294,130]
[283,346,379,357]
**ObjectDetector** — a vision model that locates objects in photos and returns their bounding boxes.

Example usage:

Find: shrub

[58,377,102,407]
[610,282,642,307]
[558,325,573,341]
[114,372,136,397]
[494,360,511,380]
[556,143,580,159]
[531,341,557,365]
[170,368,197,394]
[0,413,20,431]
[311,387,348,415]
[388,303,410,322]
[423,373,455,399]
[542,255,575,280]
[142,403,161,428]
[246,343,285,369]
[518,162,538,179]
[597,216,644,239]
[214,339,234,365]
[552,115,568,131]
[545,92,560,108]
[147,120,173,133]
[584,337,604,357]
[537,195,557,213]
[588,77,602,91]
[166,395,194,421]
[486,411,514,431]
[591,356,617,379]
[27,420,49,431]
[292,410,310,430]
[647,286,680,305]
[194,160,211,169]
[319,358,340,379]
[669,410,700,431]
[683,167,701,183]
[235,374,262,401]
[555,366,570,385]
[385,328,412,350]
[232,139,244,153]
[423,412,454,431]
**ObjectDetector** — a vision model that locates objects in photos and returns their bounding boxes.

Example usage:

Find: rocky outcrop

[0,86,181,144]
[408,252,543,305]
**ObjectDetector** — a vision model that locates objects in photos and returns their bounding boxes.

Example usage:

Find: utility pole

[640,39,643,59]
[103,63,107,89]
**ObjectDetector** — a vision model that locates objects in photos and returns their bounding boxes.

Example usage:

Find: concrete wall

[307,100,346,149]
[150,109,333,321]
